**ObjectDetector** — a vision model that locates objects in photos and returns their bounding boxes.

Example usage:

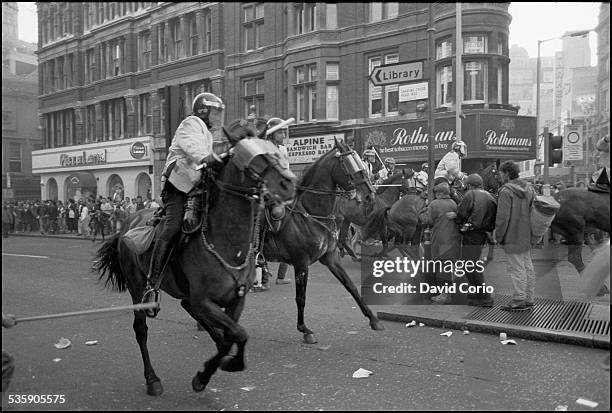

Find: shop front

[283,131,347,179]
[32,137,155,202]
[355,113,536,173]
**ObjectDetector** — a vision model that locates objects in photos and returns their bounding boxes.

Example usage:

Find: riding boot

[183,194,202,232]
[142,239,173,317]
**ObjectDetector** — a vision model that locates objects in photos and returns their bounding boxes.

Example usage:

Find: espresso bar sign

[285,134,344,164]
[60,150,107,167]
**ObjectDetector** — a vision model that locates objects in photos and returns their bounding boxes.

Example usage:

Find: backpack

[529,191,560,244]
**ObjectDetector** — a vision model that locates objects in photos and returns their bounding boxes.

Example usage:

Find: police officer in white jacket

[435,141,467,184]
[142,92,225,316]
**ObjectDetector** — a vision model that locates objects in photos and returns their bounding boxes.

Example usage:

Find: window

[158,24,166,63]
[100,43,107,79]
[243,3,264,51]
[437,38,453,59]
[497,34,505,55]
[57,57,65,89]
[140,31,151,70]
[86,48,96,84]
[463,61,486,103]
[326,3,337,29]
[295,3,317,34]
[172,19,183,59]
[295,64,317,122]
[203,10,212,52]
[64,110,74,146]
[86,105,96,142]
[437,65,453,106]
[243,77,265,118]
[368,53,398,117]
[139,94,152,135]
[69,54,76,87]
[326,85,338,120]
[8,143,22,173]
[112,42,121,76]
[189,14,199,56]
[463,34,487,54]
[369,2,398,22]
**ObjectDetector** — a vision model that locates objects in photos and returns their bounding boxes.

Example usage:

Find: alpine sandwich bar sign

[369,60,424,86]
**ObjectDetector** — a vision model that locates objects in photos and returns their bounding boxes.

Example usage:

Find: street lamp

[536,29,591,185]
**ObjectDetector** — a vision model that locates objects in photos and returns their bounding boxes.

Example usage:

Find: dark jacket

[456,188,497,232]
[495,179,535,254]
[420,196,462,260]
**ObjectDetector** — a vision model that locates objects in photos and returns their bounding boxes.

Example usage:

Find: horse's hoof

[220,356,245,372]
[192,374,207,393]
[303,333,318,344]
[371,320,385,331]
[146,380,163,396]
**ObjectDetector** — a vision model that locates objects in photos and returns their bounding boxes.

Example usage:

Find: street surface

[2,236,610,411]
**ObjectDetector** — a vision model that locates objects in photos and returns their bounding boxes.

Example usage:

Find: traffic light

[548,133,563,166]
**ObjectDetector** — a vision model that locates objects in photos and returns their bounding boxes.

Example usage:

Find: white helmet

[452,141,467,157]
[192,92,225,127]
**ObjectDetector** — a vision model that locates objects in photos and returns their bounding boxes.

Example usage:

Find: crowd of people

[1,195,160,240]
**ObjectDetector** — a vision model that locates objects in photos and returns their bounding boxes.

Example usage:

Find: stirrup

[141,287,160,318]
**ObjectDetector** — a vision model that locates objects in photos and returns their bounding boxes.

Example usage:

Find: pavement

[4,230,610,350]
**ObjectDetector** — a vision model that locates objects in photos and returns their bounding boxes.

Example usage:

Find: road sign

[369,60,424,86]
[564,125,583,161]
[399,82,428,102]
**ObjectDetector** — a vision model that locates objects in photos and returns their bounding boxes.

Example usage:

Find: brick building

[2,2,41,201]
[33,2,535,201]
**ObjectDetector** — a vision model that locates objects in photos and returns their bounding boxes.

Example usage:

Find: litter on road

[499,332,507,340]
[52,358,61,362]
[54,337,71,349]
[576,398,599,408]
[405,320,417,328]
[352,368,374,378]
[463,330,470,335]
[440,331,453,337]
[85,340,98,346]
[500,339,517,345]
[240,386,256,392]
[554,405,568,411]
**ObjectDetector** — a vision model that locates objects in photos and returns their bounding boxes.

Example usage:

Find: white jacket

[434,151,466,181]
[164,115,215,194]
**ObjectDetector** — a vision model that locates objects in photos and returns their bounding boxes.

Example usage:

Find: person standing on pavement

[454,173,497,307]
[419,182,462,304]
[135,196,145,211]
[495,160,537,312]
[77,199,90,237]
[2,203,11,238]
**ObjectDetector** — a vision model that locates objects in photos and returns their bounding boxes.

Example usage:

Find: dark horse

[93,134,296,396]
[335,171,407,259]
[262,139,382,344]
[481,160,502,195]
[551,188,610,273]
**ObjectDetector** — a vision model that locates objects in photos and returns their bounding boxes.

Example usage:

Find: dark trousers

[2,223,9,238]
[159,181,187,243]
[461,230,491,300]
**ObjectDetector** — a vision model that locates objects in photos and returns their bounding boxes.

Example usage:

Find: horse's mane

[298,147,337,188]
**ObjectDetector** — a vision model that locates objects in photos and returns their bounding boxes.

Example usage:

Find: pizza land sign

[285,134,345,164]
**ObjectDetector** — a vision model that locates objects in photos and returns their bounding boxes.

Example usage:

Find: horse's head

[331,139,376,204]
[219,129,296,207]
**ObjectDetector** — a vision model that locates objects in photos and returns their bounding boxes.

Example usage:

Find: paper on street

[352,368,374,378]
[405,321,417,328]
[440,331,453,337]
[85,340,98,346]
[576,398,599,408]
[500,339,517,345]
[54,337,71,349]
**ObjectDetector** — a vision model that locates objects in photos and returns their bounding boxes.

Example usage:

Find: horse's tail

[362,206,391,240]
[93,233,128,292]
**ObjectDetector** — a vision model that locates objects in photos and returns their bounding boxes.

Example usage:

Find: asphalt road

[1,236,610,411]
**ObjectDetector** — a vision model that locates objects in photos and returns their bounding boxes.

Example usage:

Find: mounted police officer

[362,148,377,183]
[377,157,396,182]
[435,141,467,186]
[141,92,226,316]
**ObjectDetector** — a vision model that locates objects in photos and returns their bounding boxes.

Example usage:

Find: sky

[17,2,602,63]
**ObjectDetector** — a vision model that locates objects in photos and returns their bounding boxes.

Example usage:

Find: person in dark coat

[455,173,497,307]
[419,182,462,304]
[496,160,536,311]
[2,203,12,238]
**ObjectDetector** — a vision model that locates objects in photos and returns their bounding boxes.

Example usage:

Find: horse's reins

[199,175,267,295]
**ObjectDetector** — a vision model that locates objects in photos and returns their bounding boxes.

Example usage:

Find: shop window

[244,3,264,52]
[243,76,265,118]
[8,143,22,173]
